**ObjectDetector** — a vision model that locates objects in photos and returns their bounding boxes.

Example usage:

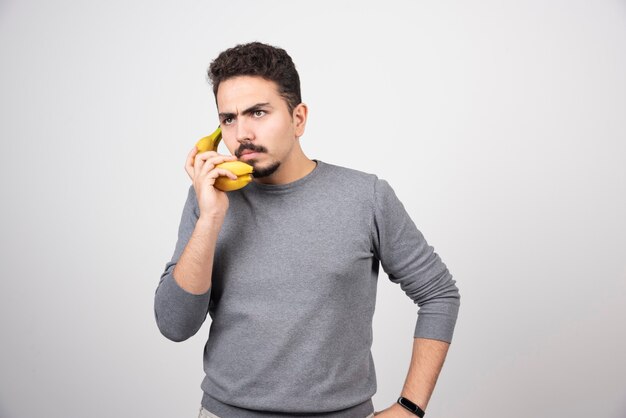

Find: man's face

[216,76,304,179]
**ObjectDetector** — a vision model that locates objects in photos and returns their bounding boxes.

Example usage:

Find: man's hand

[374,403,415,417]
[171,147,238,296]
[185,147,238,220]
[374,338,450,417]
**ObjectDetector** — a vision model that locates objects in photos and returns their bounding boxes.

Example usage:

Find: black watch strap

[397,396,425,417]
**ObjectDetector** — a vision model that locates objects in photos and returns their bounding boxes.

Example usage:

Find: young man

[154,42,460,418]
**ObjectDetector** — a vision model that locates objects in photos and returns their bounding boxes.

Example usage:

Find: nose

[235,117,254,143]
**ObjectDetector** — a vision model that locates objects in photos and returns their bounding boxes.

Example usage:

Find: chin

[251,160,281,178]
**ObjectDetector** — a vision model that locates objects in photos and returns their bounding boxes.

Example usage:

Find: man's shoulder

[316,160,400,205]
[318,160,379,185]
[315,160,392,203]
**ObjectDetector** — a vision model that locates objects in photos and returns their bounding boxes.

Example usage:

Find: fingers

[208,167,239,182]
[198,167,239,190]
[185,147,236,181]
[198,154,237,178]
[185,146,198,180]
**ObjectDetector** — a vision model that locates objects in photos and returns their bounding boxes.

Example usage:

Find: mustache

[235,142,267,158]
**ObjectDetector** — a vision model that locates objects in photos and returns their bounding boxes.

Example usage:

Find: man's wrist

[396,396,426,417]
[198,213,225,226]
[389,402,417,417]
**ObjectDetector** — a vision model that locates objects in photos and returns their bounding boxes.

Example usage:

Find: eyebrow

[219,102,272,120]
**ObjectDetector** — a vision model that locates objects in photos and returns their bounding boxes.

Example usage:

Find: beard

[250,160,280,178]
[235,142,280,178]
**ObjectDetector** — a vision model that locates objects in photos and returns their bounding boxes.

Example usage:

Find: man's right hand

[185,146,239,220]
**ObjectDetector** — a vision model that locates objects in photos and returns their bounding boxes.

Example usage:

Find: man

[154,42,460,418]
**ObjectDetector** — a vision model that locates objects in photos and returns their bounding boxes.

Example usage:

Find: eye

[222,117,234,125]
[253,110,266,118]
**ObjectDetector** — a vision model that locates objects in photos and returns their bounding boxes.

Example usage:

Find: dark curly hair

[208,42,302,114]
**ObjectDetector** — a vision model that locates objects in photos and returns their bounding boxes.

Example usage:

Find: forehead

[216,76,283,111]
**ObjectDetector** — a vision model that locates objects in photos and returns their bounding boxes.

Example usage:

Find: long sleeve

[371,179,460,342]
[154,185,211,342]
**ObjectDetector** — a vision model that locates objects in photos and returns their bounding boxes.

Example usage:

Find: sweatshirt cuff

[162,271,211,299]
[413,302,460,343]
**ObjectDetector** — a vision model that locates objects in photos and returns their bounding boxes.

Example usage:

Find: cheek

[262,114,290,135]
[275,114,297,140]
[222,136,239,155]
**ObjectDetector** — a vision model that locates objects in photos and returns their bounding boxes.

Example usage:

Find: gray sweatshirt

[154,160,460,417]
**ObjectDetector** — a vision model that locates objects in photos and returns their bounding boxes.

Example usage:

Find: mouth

[236,143,267,159]
[240,151,260,160]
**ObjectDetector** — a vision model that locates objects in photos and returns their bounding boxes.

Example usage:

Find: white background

[1,1,625,417]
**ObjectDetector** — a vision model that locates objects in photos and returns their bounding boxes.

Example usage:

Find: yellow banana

[194,126,254,192]
[195,126,223,153]
[213,161,254,191]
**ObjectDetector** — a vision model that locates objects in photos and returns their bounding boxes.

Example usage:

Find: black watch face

[398,397,424,417]
[399,397,416,409]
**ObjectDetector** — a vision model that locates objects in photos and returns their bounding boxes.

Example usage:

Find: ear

[292,103,308,138]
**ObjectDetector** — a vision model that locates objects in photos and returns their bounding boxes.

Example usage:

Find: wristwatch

[397,396,425,417]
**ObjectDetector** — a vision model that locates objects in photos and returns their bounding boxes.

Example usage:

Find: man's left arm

[375,338,450,416]
[371,178,460,416]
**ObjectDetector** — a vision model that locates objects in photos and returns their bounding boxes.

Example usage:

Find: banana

[195,126,223,153]
[213,161,254,191]
[194,126,254,192]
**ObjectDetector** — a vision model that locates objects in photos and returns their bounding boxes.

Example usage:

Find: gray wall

[1,1,624,417]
